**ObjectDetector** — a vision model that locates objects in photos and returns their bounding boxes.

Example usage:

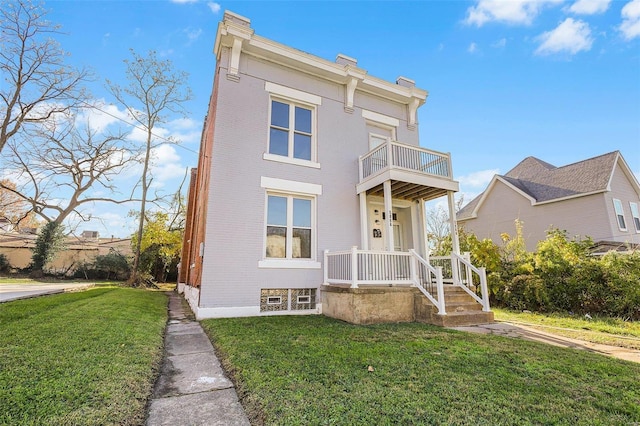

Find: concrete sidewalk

[146,292,250,426]
[0,282,94,303]
[450,322,640,364]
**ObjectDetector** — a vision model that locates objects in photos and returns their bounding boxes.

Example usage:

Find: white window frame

[630,202,640,233]
[259,177,322,269]
[264,82,321,169]
[613,198,627,231]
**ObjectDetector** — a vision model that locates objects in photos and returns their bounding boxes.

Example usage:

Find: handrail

[409,249,445,315]
[452,253,490,312]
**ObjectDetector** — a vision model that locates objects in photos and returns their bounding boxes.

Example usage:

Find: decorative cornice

[214,11,428,110]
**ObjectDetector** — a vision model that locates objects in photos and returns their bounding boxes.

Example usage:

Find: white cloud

[457,169,499,188]
[208,2,221,13]
[184,27,203,44]
[492,37,507,48]
[535,18,593,55]
[620,0,640,40]
[468,42,479,53]
[568,0,611,15]
[75,101,130,133]
[465,0,562,27]
[150,144,188,186]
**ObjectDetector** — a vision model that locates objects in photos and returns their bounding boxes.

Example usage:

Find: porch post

[447,191,460,255]
[359,192,368,250]
[419,198,428,257]
[383,180,395,251]
[410,201,421,256]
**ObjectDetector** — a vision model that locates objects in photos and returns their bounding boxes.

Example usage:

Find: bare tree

[107,49,192,284]
[0,0,89,154]
[425,195,465,254]
[0,111,133,275]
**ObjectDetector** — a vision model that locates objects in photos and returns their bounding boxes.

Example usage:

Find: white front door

[368,203,403,251]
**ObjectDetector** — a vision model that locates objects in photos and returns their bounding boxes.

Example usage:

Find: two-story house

[457,151,640,252]
[178,11,492,326]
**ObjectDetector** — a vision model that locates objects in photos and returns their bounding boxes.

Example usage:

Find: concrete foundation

[321,284,494,326]
[321,285,419,325]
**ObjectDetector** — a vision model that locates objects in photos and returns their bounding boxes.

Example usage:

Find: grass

[0,287,167,425]
[202,315,640,425]
[494,308,640,350]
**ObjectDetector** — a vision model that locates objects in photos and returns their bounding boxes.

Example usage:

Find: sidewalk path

[0,282,94,303]
[146,292,250,426]
[450,322,640,364]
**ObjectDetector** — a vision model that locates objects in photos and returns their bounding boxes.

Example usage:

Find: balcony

[357,140,458,201]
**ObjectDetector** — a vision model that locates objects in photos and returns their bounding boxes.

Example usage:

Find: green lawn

[0,287,167,425]
[494,308,640,350]
[202,315,640,425]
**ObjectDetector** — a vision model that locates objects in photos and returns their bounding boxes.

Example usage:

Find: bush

[0,254,9,273]
[465,224,640,319]
[599,251,640,320]
[500,274,549,311]
[75,251,131,281]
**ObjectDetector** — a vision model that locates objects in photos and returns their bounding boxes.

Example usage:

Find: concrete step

[429,310,495,327]
[446,302,483,312]
[444,293,478,303]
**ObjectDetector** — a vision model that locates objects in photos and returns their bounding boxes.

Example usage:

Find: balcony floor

[366,180,448,202]
[357,168,459,202]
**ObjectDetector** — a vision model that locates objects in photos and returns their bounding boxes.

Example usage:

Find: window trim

[630,201,640,233]
[265,82,321,168]
[259,177,322,269]
[362,109,400,127]
[613,198,627,231]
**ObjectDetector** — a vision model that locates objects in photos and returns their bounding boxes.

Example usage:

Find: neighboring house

[457,151,640,252]
[178,11,492,326]
[0,231,131,274]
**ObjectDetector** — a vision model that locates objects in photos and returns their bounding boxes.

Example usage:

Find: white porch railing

[429,253,490,312]
[359,140,452,182]
[324,247,446,315]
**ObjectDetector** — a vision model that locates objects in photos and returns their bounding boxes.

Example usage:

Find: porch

[322,248,493,326]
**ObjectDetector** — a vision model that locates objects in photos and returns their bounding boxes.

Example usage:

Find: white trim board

[265,81,322,105]
[362,109,400,127]
[260,176,323,195]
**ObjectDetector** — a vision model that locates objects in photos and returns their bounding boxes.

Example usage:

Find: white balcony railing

[324,248,491,315]
[324,247,446,315]
[359,140,452,182]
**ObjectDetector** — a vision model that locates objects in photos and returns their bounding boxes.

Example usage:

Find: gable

[458,175,536,221]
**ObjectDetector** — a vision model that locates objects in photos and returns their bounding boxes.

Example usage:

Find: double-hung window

[630,202,640,233]
[613,199,627,231]
[269,100,313,161]
[266,194,312,259]
[264,82,321,168]
[260,177,322,269]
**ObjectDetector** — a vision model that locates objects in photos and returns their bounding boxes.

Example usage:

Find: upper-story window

[269,100,313,161]
[630,202,640,233]
[613,199,627,231]
[263,82,321,169]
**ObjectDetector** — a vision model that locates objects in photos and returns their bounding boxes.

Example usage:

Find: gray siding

[603,165,640,242]
[461,163,640,251]
[200,47,419,309]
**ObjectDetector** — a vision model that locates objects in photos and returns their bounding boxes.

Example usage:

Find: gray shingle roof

[503,151,617,202]
[457,151,620,220]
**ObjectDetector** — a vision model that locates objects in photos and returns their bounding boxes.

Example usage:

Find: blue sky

[18,0,640,237]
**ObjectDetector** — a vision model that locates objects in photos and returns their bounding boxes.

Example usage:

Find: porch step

[447,301,483,312]
[415,285,494,327]
[428,310,494,327]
